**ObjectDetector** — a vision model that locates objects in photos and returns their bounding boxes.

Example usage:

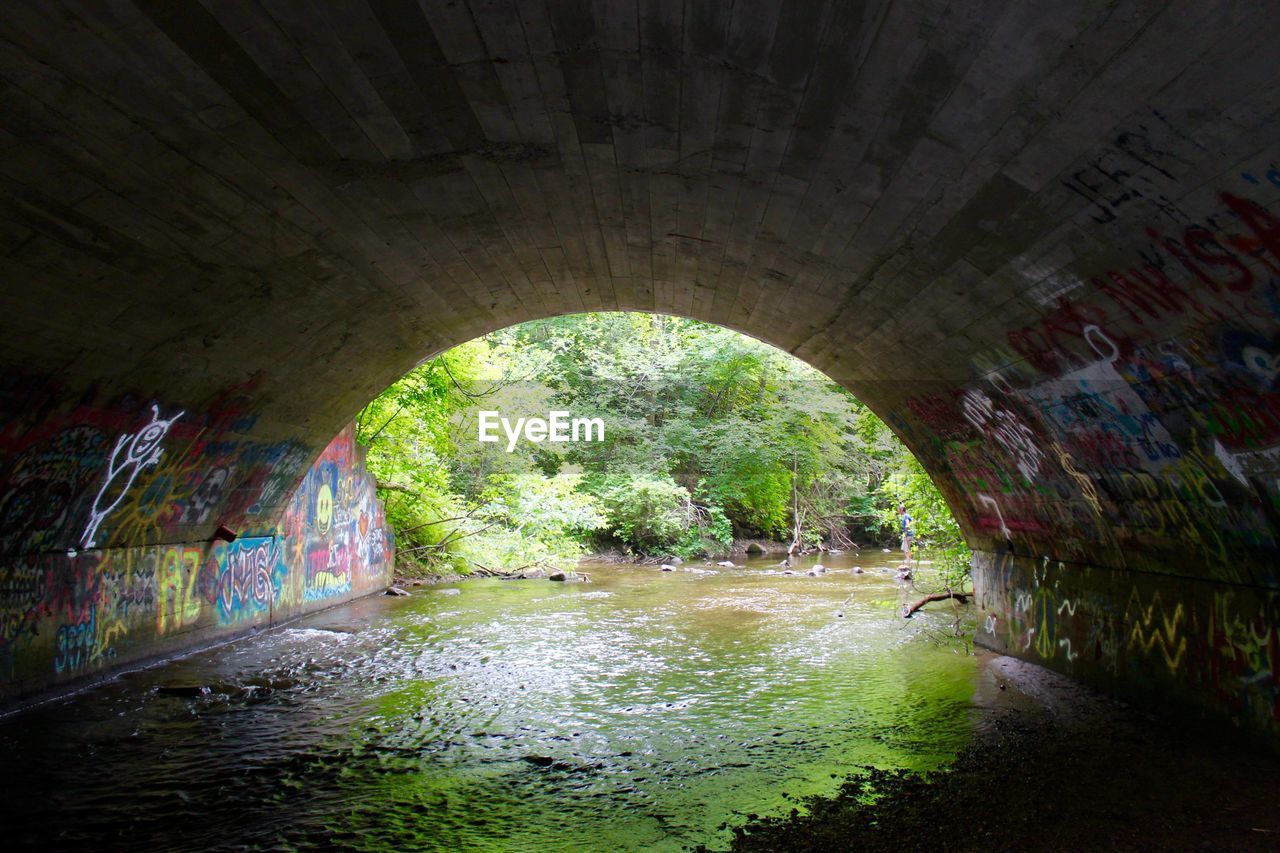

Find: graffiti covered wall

[893,181,1280,586]
[974,551,1279,740]
[0,422,391,701]
[874,141,1280,745]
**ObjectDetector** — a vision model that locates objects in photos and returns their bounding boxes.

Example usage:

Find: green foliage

[598,473,693,553]
[355,312,966,577]
[457,472,606,570]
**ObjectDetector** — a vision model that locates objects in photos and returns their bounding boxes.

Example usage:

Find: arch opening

[355,311,969,585]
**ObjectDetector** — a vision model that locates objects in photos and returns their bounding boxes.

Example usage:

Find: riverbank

[711,652,1280,851]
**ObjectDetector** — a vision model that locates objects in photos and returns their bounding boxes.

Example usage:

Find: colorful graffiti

[205,536,284,625]
[157,546,203,636]
[282,425,392,605]
[878,160,1280,744]
[894,184,1280,589]
[80,405,185,549]
[0,376,314,558]
[975,552,1278,738]
[0,420,392,697]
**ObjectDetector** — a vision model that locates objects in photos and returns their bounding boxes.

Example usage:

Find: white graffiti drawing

[1058,638,1079,661]
[1082,324,1120,363]
[977,494,1012,538]
[961,388,1045,483]
[80,404,184,549]
[983,614,998,635]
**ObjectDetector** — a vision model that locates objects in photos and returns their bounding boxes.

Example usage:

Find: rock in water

[660,564,677,571]
[157,685,211,697]
[385,586,410,596]
[549,571,567,581]
[852,567,864,574]
[717,560,735,567]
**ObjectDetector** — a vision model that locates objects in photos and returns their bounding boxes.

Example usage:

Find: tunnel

[0,0,1277,753]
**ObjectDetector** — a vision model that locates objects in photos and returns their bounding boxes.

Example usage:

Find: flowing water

[1,551,982,851]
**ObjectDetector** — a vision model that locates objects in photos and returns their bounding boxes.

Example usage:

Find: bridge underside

[0,1,1277,740]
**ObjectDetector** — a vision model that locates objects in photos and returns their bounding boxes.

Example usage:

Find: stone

[716,560,735,567]
[385,586,410,596]
[156,685,211,697]
[549,572,567,581]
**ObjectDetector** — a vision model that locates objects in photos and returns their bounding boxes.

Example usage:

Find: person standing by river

[898,504,914,565]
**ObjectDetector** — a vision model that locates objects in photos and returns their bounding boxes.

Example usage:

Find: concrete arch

[0,1,1278,742]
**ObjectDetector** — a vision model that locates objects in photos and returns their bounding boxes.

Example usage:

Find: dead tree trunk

[901,591,969,618]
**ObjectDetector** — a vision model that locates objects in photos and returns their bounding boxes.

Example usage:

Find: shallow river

[2,551,981,851]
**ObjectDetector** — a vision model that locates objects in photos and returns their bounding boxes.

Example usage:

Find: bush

[459,472,606,571]
[598,474,692,553]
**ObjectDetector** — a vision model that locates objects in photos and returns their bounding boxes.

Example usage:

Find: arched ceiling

[1,0,1279,590]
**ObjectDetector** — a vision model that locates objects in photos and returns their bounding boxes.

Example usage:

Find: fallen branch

[902,591,969,618]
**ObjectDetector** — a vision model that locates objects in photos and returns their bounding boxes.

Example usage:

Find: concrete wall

[0,416,392,703]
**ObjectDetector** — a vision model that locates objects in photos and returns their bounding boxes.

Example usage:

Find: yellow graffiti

[1126,588,1186,672]
[157,546,203,635]
[316,483,334,535]
[1054,443,1102,516]
[1033,587,1058,659]
[279,521,306,608]
[310,570,347,593]
[104,430,202,547]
